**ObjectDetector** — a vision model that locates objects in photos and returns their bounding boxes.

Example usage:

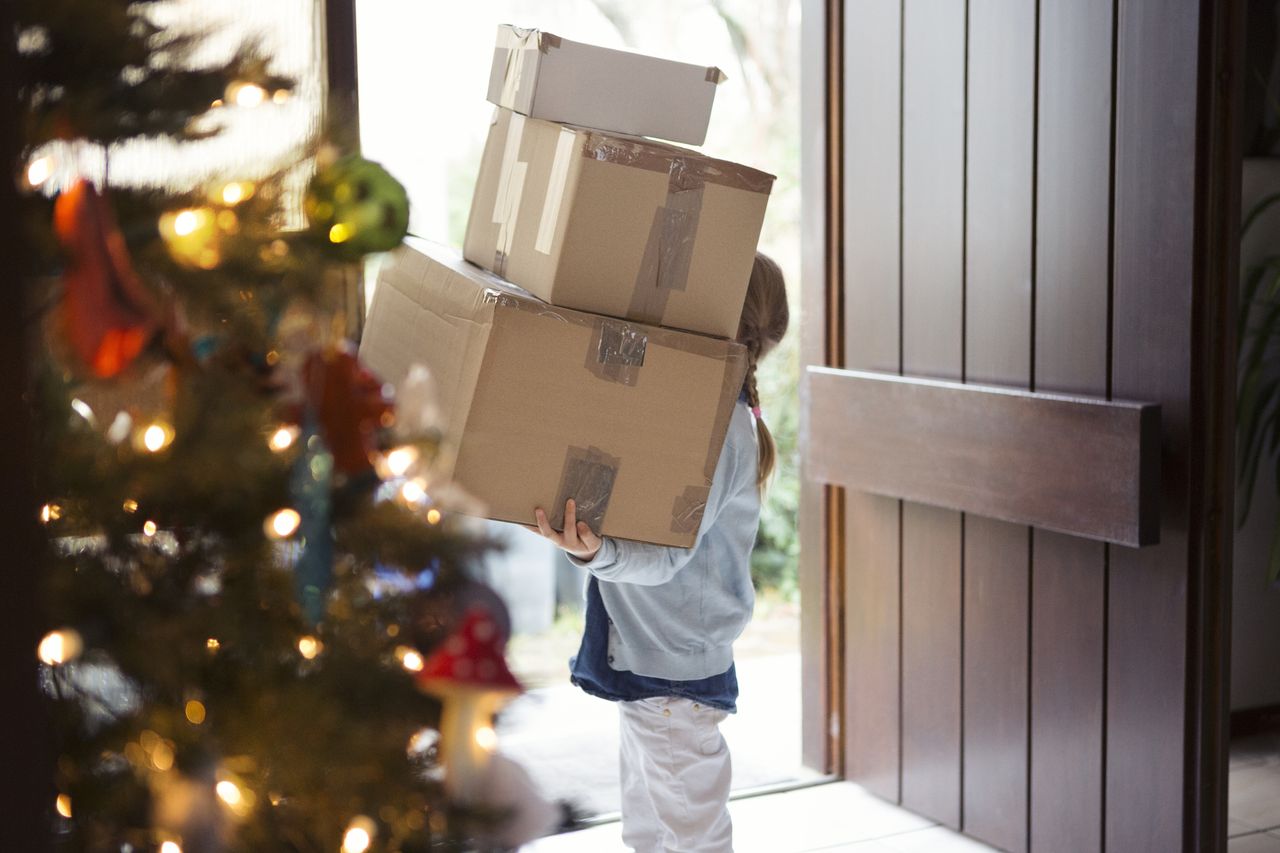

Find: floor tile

[524,782,971,853]
[1230,763,1280,831]
[1235,818,1265,837]
[1229,831,1280,853]
[818,826,998,852]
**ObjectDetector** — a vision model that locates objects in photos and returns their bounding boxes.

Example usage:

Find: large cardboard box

[359,239,748,548]
[464,108,774,340]
[487,24,724,146]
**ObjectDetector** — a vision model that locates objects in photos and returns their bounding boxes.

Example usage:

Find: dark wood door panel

[898,0,965,829]
[844,491,902,801]
[964,516,1030,852]
[901,501,962,829]
[963,1,1036,847]
[1032,0,1114,849]
[841,0,904,798]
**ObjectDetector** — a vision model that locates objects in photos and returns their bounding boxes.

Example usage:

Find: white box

[486,24,725,146]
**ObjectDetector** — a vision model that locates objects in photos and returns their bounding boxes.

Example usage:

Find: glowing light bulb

[40,503,61,523]
[216,780,242,806]
[141,421,174,453]
[185,699,207,724]
[272,89,291,104]
[230,82,267,108]
[172,209,201,237]
[426,508,442,525]
[396,646,424,673]
[38,629,82,666]
[400,479,426,505]
[55,794,72,818]
[342,816,375,853]
[328,223,351,244]
[265,508,302,539]
[268,425,298,452]
[160,842,183,853]
[143,520,158,537]
[150,740,175,771]
[26,156,53,189]
[297,635,322,660]
[474,725,498,752]
[220,181,253,205]
[384,446,418,477]
[122,499,138,513]
[206,637,220,651]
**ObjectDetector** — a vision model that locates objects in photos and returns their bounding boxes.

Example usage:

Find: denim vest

[569,576,739,713]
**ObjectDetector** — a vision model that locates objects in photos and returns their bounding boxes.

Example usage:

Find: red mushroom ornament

[415,606,523,802]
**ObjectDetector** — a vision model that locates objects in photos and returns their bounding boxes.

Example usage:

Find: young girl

[528,253,789,853]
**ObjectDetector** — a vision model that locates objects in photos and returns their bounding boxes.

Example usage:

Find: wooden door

[798,1,1241,851]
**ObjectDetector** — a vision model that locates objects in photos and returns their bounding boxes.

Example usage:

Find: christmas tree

[14,2,550,850]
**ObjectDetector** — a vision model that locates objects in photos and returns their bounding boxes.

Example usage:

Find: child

[528,253,789,853]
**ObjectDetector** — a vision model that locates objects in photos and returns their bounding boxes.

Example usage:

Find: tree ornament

[414,607,523,803]
[305,154,409,259]
[53,180,161,377]
[289,416,334,625]
[300,345,393,477]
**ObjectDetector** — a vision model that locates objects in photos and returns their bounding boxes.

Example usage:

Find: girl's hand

[525,498,603,562]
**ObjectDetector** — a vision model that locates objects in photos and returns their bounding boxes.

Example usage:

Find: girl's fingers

[533,508,558,543]
[577,521,600,549]
[564,498,577,537]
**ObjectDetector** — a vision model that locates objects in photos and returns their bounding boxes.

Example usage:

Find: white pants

[617,696,733,853]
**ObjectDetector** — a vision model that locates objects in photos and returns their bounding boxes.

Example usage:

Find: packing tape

[552,445,620,532]
[705,66,728,84]
[627,169,704,326]
[668,340,748,535]
[490,114,528,277]
[585,317,648,386]
[579,132,774,194]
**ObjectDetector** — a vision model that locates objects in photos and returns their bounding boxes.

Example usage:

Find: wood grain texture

[901,502,963,828]
[840,0,903,799]
[1030,531,1107,853]
[1031,1,1114,849]
[1108,0,1203,849]
[963,516,1030,851]
[843,491,902,800]
[804,368,1160,547]
[798,0,833,774]
[844,0,902,376]
[961,2,1036,848]
[899,0,965,829]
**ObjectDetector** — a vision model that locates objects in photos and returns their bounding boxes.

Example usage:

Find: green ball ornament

[305,155,409,258]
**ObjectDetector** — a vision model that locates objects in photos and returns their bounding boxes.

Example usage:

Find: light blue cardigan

[570,401,761,681]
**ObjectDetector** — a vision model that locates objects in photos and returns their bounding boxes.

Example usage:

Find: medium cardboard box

[359,239,748,548]
[487,24,724,146]
[464,108,774,341]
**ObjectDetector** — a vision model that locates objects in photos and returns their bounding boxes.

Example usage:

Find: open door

[798,1,1241,852]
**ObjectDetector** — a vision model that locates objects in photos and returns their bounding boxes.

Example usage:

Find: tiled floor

[522,729,1280,852]
[1229,731,1280,851]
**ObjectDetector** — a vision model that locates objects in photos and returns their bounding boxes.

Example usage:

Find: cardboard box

[464,108,774,341]
[487,24,724,145]
[359,239,748,548]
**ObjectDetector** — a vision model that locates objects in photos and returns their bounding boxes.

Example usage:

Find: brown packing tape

[585,317,648,386]
[627,179,704,326]
[552,446,620,532]
[579,131,774,194]
[705,66,728,84]
[668,341,748,534]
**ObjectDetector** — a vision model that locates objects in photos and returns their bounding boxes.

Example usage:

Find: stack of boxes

[359,25,774,548]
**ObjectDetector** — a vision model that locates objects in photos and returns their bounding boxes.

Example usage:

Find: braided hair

[738,252,789,491]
